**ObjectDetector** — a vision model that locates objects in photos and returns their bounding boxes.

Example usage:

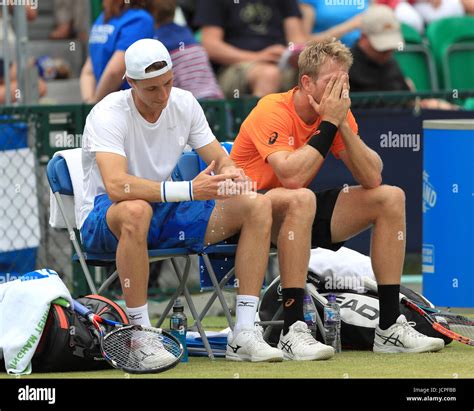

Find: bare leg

[264,188,316,288]
[246,63,282,97]
[106,200,153,308]
[330,185,406,285]
[203,194,273,296]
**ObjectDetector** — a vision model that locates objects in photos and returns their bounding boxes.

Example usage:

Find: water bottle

[170,298,188,362]
[303,293,318,338]
[324,293,341,353]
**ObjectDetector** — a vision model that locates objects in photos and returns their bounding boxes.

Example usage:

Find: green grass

[1,316,473,379]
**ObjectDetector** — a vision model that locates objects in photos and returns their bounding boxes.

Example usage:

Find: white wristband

[161,181,193,202]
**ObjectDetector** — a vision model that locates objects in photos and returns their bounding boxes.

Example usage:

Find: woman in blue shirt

[299,0,369,47]
[80,0,155,103]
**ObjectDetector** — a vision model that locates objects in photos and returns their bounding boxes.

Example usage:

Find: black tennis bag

[258,273,452,349]
[31,294,129,372]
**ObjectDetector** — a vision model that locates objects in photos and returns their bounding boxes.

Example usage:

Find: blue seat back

[46,156,74,195]
[172,152,201,181]
[172,142,234,181]
[171,144,238,289]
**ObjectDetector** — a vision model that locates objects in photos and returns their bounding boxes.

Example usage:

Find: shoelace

[245,327,270,350]
[400,320,424,338]
[292,325,318,346]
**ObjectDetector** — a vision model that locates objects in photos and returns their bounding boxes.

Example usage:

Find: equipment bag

[31,294,129,372]
[258,273,452,349]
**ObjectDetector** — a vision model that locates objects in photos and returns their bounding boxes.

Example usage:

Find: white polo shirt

[80,87,215,228]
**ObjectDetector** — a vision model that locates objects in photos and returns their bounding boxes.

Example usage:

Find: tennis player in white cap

[80,38,283,362]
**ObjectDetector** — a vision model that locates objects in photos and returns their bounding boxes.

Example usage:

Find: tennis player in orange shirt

[231,38,444,359]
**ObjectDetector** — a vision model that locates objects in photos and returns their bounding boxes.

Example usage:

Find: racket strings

[102,326,181,372]
[431,313,474,339]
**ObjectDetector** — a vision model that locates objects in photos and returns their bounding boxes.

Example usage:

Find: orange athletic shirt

[230,87,359,190]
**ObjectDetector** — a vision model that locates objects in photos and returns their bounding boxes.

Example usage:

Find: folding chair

[46,149,216,358]
[170,143,280,334]
[163,148,237,331]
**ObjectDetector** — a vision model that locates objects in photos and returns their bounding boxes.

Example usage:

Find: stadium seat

[426,16,474,90]
[199,100,231,141]
[227,98,259,139]
[394,23,438,91]
[46,149,236,359]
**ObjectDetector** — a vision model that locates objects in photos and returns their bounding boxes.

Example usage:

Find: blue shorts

[80,194,215,254]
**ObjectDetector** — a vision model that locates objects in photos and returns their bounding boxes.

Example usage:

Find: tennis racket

[73,300,184,373]
[362,278,474,347]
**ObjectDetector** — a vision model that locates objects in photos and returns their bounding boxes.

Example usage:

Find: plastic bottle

[170,298,188,362]
[303,293,318,338]
[324,293,341,353]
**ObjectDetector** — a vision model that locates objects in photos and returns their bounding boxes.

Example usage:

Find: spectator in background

[411,0,465,25]
[0,6,45,104]
[462,0,474,15]
[377,0,466,34]
[0,4,38,59]
[49,0,90,42]
[349,5,408,93]
[350,5,458,109]
[0,58,47,104]
[194,0,307,98]
[152,0,224,99]
[80,0,155,104]
[299,0,368,47]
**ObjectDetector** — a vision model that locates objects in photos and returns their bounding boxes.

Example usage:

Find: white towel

[308,247,376,292]
[48,148,83,228]
[0,269,73,375]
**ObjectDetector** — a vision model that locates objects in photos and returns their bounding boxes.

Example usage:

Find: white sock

[126,303,151,326]
[234,295,259,336]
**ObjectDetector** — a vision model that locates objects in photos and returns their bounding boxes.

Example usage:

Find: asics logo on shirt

[268,132,278,145]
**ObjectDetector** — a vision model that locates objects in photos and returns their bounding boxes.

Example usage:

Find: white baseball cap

[361,5,403,52]
[124,38,173,80]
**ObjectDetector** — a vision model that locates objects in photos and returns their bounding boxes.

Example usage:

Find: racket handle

[73,300,95,319]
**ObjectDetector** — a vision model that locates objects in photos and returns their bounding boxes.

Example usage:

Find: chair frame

[443,42,474,90]
[47,153,238,359]
[395,44,439,91]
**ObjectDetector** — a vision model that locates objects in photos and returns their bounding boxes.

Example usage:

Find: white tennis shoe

[129,332,176,369]
[278,321,335,361]
[226,325,283,362]
[373,314,445,353]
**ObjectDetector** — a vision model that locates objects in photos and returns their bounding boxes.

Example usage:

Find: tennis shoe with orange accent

[278,321,335,361]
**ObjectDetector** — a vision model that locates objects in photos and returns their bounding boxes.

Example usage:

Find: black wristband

[307,121,338,158]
